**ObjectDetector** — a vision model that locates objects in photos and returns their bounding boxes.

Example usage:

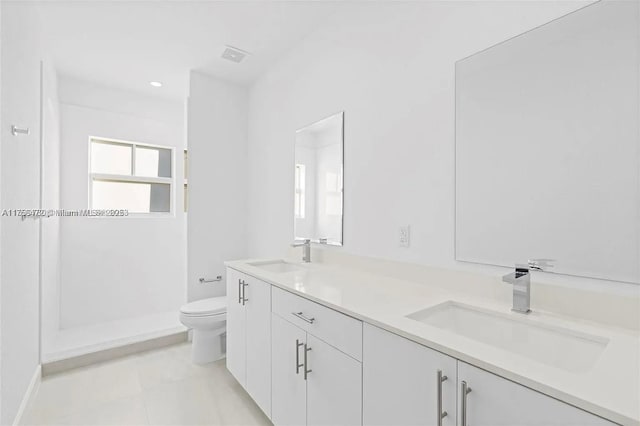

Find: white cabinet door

[245,276,272,418]
[362,324,457,426]
[225,268,246,386]
[458,363,615,426]
[272,313,307,426]
[306,335,362,426]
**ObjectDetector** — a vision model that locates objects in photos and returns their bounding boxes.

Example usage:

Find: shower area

[39,67,189,364]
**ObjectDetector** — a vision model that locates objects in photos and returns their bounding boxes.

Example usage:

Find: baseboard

[42,331,187,376]
[12,364,42,426]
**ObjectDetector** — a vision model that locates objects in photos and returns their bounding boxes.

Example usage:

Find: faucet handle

[527,259,555,271]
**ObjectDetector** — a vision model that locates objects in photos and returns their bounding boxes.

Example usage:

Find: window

[183,149,188,213]
[89,138,174,214]
[294,164,306,218]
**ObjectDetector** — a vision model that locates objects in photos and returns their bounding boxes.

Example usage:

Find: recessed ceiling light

[150,81,163,87]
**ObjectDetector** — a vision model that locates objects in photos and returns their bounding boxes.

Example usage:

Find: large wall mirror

[456,0,639,283]
[294,112,344,246]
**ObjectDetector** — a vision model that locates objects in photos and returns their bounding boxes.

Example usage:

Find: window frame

[88,136,176,217]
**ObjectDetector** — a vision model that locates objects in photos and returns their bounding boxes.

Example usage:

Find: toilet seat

[180,296,226,317]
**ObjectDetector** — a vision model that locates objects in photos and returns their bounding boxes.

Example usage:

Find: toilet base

[191,328,226,364]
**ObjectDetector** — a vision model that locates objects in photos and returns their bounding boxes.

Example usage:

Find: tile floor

[22,343,272,426]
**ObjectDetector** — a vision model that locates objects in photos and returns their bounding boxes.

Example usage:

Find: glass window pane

[91,141,132,175]
[149,182,171,212]
[135,146,172,178]
[92,180,170,213]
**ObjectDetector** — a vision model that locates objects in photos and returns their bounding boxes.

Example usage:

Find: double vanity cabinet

[226,266,617,426]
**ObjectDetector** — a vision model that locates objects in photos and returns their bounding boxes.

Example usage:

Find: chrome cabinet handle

[437,370,448,426]
[295,339,304,374]
[460,381,472,426]
[241,281,249,305]
[303,343,312,380]
[292,311,315,324]
[237,279,242,304]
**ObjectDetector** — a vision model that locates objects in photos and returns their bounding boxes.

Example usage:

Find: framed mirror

[294,112,344,246]
[455,0,639,283]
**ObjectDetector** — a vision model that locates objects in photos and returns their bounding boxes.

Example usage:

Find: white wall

[40,61,61,357]
[246,2,619,281]
[0,1,46,423]
[1,1,3,419]
[187,71,248,302]
[57,77,186,329]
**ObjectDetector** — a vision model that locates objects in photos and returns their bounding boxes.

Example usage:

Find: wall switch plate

[399,225,410,247]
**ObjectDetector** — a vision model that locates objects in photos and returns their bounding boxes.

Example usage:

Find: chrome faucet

[502,259,554,314]
[291,239,311,263]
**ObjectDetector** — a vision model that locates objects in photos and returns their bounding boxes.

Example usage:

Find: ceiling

[35,1,342,100]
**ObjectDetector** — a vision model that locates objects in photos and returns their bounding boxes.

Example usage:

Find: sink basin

[407,301,608,373]
[248,260,304,274]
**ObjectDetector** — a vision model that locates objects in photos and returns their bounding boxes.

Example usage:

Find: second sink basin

[248,260,304,274]
[407,301,609,373]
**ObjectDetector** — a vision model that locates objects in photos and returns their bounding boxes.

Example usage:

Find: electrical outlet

[399,225,410,248]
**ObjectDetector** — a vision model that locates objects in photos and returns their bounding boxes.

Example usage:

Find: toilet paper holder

[11,125,30,136]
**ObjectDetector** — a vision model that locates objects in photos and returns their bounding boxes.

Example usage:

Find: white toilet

[179,296,227,364]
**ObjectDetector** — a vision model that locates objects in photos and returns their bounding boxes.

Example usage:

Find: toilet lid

[180,296,226,316]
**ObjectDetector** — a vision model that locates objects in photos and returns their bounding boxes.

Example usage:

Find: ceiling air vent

[221,46,250,63]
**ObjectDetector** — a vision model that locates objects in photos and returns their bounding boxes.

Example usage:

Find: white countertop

[225,258,640,426]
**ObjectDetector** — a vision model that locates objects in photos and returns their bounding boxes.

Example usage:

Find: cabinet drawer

[272,286,362,361]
